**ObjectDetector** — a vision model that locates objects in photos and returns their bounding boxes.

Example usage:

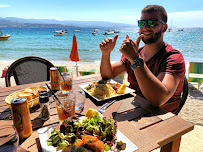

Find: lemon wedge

[117,83,126,94]
[85,108,99,118]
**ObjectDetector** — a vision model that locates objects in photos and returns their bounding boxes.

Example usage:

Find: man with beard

[99,5,185,114]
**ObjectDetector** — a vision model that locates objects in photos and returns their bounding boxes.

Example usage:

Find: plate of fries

[5,86,48,108]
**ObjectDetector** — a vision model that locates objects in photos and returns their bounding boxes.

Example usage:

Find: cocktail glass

[59,72,73,94]
[55,92,75,122]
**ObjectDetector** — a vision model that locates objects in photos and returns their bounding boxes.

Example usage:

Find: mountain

[0,17,135,27]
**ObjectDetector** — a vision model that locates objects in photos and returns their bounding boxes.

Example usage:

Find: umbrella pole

[76,62,78,77]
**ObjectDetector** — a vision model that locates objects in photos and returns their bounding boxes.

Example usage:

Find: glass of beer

[55,92,75,122]
[59,72,73,94]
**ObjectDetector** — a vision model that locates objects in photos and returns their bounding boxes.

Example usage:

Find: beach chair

[79,69,98,76]
[113,73,125,84]
[5,56,54,87]
[175,76,188,115]
[186,62,203,90]
[56,66,73,73]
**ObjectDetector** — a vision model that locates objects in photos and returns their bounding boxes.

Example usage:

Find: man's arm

[100,35,119,79]
[119,36,180,106]
[133,64,180,106]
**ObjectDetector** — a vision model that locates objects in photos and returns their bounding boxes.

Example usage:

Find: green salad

[46,115,125,151]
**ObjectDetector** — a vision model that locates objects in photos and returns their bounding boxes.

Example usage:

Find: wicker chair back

[5,56,54,87]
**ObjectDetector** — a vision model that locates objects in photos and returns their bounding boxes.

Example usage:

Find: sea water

[0,27,202,64]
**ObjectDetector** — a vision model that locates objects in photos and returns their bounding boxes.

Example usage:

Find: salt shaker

[39,91,50,120]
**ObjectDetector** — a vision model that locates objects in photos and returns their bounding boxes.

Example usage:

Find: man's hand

[100,34,118,55]
[119,34,143,63]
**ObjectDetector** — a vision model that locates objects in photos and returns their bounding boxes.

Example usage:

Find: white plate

[38,125,138,152]
[80,80,135,101]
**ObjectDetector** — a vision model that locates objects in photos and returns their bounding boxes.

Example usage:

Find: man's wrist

[130,58,144,70]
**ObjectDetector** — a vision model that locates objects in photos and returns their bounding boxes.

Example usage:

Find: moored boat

[54,32,66,36]
[0,31,11,40]
[53,30,67,33]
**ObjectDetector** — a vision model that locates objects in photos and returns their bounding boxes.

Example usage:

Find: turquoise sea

[0,27,202,64]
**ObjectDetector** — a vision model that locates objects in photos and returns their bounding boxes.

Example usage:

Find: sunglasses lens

[148,20,158,27]
[138,20,146,27]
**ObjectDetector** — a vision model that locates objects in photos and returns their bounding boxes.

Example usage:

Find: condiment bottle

[50,67,60,91]
[39,91,50,120]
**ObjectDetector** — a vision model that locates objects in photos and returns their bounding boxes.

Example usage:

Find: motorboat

[103,29,119,35]
[178,28,184,31]
[103,29,114,35]
[0,31,11,40]
[168,28,172,32]
[113,30,120,33]
[92,29,99,35]
[53,30,67,33]
[94,29,99,32]
[92,31,97,35]
[54,31,66,36]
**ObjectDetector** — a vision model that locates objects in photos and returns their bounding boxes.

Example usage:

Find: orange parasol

[69,34,79,61]
[69,34,80,76]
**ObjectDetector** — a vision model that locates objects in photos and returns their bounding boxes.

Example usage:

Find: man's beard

[141,28,162,44]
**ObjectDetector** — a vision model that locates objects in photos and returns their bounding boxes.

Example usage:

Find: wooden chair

[5,56,54,87]
[175,76,188,115]
[187,62,203,90]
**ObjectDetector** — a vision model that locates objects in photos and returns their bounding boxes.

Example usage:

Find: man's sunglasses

[138,19,166,27]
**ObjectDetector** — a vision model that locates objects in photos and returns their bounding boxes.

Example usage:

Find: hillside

[0,17,135,28]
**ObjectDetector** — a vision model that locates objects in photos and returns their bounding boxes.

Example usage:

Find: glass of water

[75,90,86,113]
[0,125,19,152]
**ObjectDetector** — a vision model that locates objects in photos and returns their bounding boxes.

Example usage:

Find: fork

[97,100,116,114]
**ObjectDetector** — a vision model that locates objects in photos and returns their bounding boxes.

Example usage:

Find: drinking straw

[45,83,62,105]
[57,68,70,88]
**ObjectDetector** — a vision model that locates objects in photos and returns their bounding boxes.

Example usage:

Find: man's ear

[163,24,168,33]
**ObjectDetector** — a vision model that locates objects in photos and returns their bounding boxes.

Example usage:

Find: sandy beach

[0,61,202,151]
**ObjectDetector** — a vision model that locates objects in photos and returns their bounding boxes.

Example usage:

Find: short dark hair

[141,5,167,23]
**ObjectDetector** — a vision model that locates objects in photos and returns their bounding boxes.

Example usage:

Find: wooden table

[0,74,194,152]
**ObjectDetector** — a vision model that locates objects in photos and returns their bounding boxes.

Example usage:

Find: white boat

[92,31,97,35]
[94,29,99,32]
[54,32,66,36]
[178,28,184,31]
[53,30,67,33]
[168,28,172,32]
[103,29,114,35]
[92,29,99,35]
[113,30,120,33]
[0,31,11,40]
[103,29,119,35]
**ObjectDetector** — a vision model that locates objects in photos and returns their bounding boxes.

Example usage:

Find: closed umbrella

[69,34,80,76]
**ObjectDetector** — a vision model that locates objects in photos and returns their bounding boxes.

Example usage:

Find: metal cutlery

[97,100,116,114]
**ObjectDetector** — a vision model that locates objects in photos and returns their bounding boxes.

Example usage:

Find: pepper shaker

[39,91,50,120]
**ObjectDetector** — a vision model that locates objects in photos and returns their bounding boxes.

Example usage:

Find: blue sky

[0,0,203,27]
